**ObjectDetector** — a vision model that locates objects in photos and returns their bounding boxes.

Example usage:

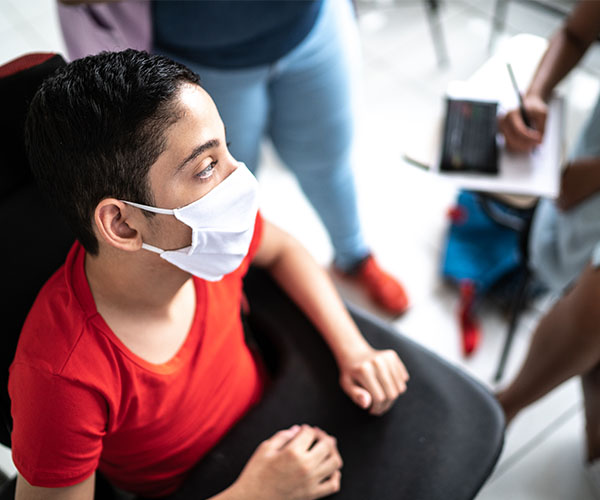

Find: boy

[9,50,408,499]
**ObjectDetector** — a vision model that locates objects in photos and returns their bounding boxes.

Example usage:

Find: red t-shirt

[9,214,265,497]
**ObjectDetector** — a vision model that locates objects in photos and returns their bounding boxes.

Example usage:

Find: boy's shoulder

[12,242,101,378]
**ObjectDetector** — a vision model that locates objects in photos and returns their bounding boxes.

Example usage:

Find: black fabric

[162,268,504,500]
[0,476,15,500]
[0,54,66,199]
[0,185,75,448]
[0,53,74,448]
[0,473,127,500]
[153,1,323,69]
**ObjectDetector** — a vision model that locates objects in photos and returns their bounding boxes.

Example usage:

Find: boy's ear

[94,199,144,252]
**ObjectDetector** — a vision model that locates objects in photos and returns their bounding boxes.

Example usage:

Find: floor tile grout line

[488,400,583,483]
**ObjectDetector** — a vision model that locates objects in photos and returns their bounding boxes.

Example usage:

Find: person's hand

[498,94,548,153]
[558,163,585,211]
[338,347,409,415]
[557,160,600,211]
[231,425,342,500]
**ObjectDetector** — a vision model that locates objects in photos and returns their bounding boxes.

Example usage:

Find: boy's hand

[338,347,409,415]
[231,425,342,500]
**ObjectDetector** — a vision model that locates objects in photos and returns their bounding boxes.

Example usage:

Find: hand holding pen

[498,62,548,153]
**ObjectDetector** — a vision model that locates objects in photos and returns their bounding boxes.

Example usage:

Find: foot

[335,255,409,316]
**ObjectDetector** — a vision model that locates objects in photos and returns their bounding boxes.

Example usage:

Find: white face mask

[122,162,259,281]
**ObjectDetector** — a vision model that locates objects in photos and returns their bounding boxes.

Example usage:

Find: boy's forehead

[166,85,219,140]
[151,85,222,180]
[178,83,215,118]
[171,85,221,141]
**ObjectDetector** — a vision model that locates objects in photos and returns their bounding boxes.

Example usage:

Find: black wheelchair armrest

[166,267,504,500]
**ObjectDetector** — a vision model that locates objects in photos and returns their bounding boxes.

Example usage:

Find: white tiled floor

[2,0,600,498]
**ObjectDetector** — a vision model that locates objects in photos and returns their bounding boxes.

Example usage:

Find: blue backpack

[442,190,537,355]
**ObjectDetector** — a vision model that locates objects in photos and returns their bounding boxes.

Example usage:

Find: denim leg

[267,0,369,270]
[154,0,369,269]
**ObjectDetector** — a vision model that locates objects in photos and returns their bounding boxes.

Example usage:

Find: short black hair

[24,49,201,255]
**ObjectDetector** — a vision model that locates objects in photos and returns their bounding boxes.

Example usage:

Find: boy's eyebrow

[176,139,220,172]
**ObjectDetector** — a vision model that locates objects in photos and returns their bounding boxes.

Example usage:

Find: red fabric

[0,53,56,78]
[9,214,265,497]
[458,280,481,356]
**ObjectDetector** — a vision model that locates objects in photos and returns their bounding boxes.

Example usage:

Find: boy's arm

[252,220,409,415]
[15,426,343,500]
[15,473,95,500]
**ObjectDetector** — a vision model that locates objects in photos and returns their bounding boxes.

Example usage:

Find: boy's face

[142,84,237,251]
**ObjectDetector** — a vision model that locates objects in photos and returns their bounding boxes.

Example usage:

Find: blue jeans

[156,0,369,270]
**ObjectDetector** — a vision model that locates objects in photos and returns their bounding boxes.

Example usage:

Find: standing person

[498,0,600,292]
[57,0,410,316]
[496,1,600,492]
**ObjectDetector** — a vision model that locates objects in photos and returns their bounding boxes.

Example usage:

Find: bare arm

[527,1,600,102]
[210,425,342,500]
[15,427,341,500]
[558,156,600,210]
[16,473,95,500]
[499,1,600,152]
[253,220,409,415]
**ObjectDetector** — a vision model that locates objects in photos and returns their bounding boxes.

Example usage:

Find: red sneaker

[336,256,410,316]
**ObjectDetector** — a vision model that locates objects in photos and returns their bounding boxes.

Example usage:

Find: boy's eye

[197,162,216,179]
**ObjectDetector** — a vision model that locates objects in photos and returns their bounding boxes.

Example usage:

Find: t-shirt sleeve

[9,362,107,488]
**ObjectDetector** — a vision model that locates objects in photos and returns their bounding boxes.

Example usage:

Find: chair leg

[423,0,449,67]
[488,0,509,53]
[494,268,530,382]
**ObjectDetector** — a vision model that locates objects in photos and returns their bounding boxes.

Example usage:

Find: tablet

[440,98,499,175]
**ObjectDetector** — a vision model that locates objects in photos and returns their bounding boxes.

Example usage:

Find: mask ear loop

[141,242,165,254]
[120,201,176,254]
[120,200,176,215]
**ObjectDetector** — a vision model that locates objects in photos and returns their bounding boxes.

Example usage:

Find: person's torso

[11,241,264,496]
[152,0,324,68]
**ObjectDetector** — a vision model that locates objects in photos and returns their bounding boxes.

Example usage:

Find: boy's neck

[84,246,192,315]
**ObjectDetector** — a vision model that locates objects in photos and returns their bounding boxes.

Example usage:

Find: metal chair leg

[494,268,530,382]
[488,0,509,53]
[423,0,450,67]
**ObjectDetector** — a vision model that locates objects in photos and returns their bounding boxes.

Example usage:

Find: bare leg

[583,363,600,462]
[496,267,600,425]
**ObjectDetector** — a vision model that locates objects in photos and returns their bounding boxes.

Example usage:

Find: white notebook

[430,88,564,199]
[403,34,565,200]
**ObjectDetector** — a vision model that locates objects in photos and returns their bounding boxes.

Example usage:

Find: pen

[506,62,533,129]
